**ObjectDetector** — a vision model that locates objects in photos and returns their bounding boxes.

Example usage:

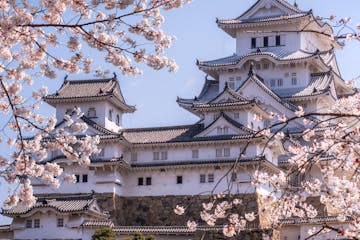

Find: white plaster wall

[236,32,300,55]
[219,63,311,95]
[12,213,85,240]
[300,32,331,52]
[122,167,256,196]
[128,143,254,164]
[55,101,124,132]
[33,164,122,195]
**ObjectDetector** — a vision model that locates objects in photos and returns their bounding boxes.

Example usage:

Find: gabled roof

[198,48,326,69]
[55,115,118,135]
[178,81,262,115]
[195,112,256,138]
[121,121,262,145]
[2,194,108,217]
[276,71,336,100]
[237,71,298,112]
[237,0,305,20]
[44,75,135,113]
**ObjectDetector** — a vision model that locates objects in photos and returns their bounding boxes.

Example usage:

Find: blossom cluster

[0,0,191,207]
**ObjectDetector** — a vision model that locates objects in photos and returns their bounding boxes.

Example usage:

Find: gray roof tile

[198,48,319,68]
[3,195,107,216]
[44,76,135,112]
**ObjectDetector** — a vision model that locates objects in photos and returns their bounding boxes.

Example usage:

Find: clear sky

[1,0,360,224]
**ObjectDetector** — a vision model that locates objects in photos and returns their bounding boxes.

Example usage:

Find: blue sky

[1,0,360,224]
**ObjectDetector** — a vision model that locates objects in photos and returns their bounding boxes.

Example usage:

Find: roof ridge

[64,77,116,83]
[121,124,202,132]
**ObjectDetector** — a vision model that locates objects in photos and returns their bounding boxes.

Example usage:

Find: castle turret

[44,74,135,132]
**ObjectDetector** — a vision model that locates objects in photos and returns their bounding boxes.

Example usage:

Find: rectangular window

[216,149,222,157]
[25,219,32,228]
[263,63,269,70]
[116,114,120,126]
[146,177,152,185]
[228,81,235,89]
[208,174,214,183]
[177,176,183,184]
[234,112,240,119]
[153,152,160,160]
[217,127,222,135]
[236,76,241,81]
[131,152,138,161]
[224,148,230,157]
[192,149,199,159]
[276,35,281,46]
[277,79,283,87]
[138,177,144,186]
[270,79,275,87]
[75,174,80,183]
[57,218,64,228]
[82,174,88,183]
[223,127,229,135]
[263,36,268,47]
[161,151,168,160]
[108,110,113,121]
[251,38,256,48]
[255,64,261,70]
[291,73,297,85]
[200,174,206,183]
[33,219,40,228]
[231,173,237,182]
[87,108,96,118]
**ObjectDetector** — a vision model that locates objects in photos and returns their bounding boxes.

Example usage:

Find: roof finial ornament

[113,72,117,80]
[294,1,298,8]
[248,62,255,77]
[224,81,229,89]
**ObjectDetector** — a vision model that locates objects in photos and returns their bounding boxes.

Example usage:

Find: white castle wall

[11,213,86,240]
[55,101,123,132]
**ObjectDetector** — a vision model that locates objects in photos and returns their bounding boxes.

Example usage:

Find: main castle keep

[0,0,356,239]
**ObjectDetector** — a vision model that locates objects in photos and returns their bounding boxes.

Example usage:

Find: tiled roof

[238,73,298,112]
[281,216,347,225]
[218,13,309,25]
[113,225,224,234]
[122,121,261,145]
[131,156,267,168]
[197,48,319,68]
[276,71,335,99]
[44,76,135,112]
[122,124,203,144]
[217,0,306,26]
[178,82,256,111]
[82,219,114,228]
[177,79,219,104]
[2,195,107,217]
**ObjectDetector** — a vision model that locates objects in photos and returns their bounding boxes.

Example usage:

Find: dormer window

[116,114,120,126]
[87,108,96,118]
[228,77,235,89]
[276,35,281,46]
[108,109,113,121]
[263,36,269,47]
[291,73,297,85]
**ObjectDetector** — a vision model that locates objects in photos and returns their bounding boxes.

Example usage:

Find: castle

[0,0,356,239]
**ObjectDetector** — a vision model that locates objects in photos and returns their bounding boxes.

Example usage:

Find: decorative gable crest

[237,0,302,21]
